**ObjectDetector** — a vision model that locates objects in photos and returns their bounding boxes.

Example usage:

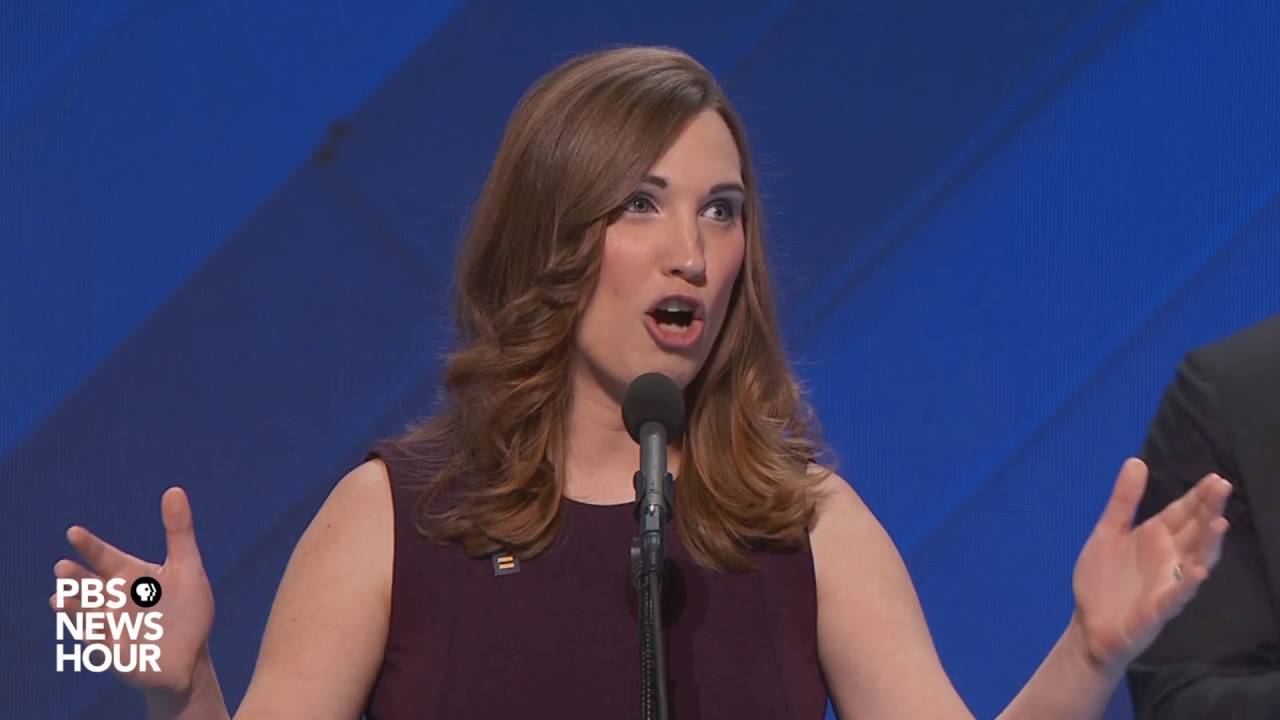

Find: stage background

[3,1,1278,717]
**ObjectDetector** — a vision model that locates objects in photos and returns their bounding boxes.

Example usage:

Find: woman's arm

[810,472,973,718]
[135,459,394,720]
[992,615,1119,719]
[144,646,229,720]
[812,461,1230,720]
[227,459,394,718]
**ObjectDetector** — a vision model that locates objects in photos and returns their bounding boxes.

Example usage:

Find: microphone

[622,372,684,720]
[623,372,685,531]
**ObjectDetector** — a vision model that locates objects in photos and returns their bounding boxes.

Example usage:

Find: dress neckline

[563,495,633,510]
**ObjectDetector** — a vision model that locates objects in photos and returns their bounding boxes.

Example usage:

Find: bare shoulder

[803,464,907,611]
[803,464,971,718]
[235,459,394,719]
[804,465,897,595]
[292,456,395,607]
[806,464,878,541]
[287,458,394,575]
[325,458,394,527]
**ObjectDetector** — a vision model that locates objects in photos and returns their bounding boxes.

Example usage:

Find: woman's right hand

[51,487,215,698]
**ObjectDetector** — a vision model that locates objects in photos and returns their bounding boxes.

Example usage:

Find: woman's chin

[641,358,704,390]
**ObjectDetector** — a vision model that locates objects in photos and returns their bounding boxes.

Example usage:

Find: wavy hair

[370,46,832,572]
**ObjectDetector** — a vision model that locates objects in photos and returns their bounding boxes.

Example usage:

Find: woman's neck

[560,371,682,505]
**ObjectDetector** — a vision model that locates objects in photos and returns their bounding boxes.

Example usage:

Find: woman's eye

[624,195,656,213]
[704,200,736,222]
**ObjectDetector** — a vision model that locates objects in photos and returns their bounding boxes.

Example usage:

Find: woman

[52,46,1232,719]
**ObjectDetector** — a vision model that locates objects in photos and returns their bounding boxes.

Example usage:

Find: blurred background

[3,1,1278,717]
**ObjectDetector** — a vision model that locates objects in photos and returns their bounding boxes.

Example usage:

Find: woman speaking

[52,46,1232,719]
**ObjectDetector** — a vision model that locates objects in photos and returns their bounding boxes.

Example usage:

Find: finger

[1199,474,1233,521]
[1154,480,1203,536]
[51,558,97,612]
[66,525,131,578]
[49,592,81,613]
[1097,458,1148,533]
[1172,476,1232,559]
[1188,473,1227,525]
[1177,514,1230,570]
[53,558,97,582]
[1201,516,1230,568]
[161,487,204,567]
[1153,563,1210,623]
[1179,473,1230,531]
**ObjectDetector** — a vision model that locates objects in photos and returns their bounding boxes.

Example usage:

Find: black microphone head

[622,372,686,443]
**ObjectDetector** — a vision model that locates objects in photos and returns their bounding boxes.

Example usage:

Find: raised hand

[51,487,215,696]
[1071,458,1231,672]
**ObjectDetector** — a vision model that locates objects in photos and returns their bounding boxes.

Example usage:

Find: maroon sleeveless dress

[362,452,829,719]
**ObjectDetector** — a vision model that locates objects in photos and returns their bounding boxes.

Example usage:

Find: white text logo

[53,577,164,672]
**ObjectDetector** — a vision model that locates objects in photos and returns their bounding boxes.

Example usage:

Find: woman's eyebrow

[642,175,745,196]
[707,182,746,196]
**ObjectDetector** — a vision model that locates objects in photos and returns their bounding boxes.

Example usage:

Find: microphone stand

[630,420,673,720]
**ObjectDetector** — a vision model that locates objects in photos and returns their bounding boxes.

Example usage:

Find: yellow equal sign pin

[492,552,521,576]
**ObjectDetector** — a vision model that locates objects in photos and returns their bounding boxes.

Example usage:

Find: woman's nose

[665,216,707,283]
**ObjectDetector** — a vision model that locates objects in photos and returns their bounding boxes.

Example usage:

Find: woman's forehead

[646,112,743,189]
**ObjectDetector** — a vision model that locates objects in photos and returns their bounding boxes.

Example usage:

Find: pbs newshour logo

[53,576,164,672]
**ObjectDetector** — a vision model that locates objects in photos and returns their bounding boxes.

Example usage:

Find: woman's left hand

[1070,457,1232,673]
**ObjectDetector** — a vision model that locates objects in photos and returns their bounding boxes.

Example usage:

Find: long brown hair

[371,46,832,572]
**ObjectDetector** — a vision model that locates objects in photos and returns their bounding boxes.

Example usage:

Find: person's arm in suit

[1127,351,1280,718]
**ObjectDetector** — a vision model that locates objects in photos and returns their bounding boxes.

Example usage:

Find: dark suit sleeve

[1126,352,1280,719]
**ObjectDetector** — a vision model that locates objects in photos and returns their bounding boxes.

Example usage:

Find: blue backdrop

[4,1,1278,718]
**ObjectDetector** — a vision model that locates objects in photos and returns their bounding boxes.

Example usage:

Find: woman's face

[573,110,747,399]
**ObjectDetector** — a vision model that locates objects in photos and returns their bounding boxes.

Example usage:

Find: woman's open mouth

[644,300,704,350]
